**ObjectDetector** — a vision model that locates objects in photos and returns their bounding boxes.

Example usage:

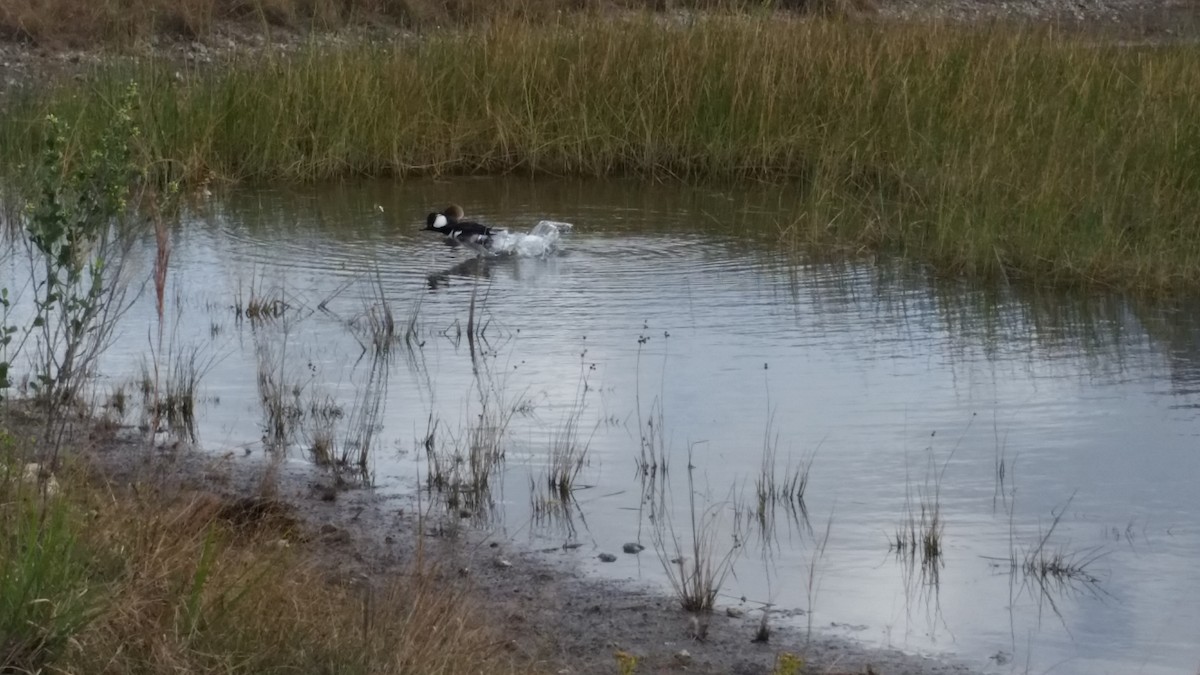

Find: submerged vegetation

[1,16,1199,290]
[892,449,947,578]
[423,358,526,519]
[546,358,595,500]
[652,445,740,613]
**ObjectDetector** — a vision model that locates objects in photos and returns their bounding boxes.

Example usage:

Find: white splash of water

[488,220,574,258]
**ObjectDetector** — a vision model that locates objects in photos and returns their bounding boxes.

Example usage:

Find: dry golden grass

[78,486,523,674]
[0,431,530,674]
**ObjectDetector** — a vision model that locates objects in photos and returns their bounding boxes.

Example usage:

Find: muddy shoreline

[86,434,983,675]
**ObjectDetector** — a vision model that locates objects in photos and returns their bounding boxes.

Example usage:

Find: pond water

[9,177,1200,674]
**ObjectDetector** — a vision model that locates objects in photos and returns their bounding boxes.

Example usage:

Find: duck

[423,205,500,249]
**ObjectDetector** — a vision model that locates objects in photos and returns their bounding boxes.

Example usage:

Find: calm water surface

[27,178,1200,674]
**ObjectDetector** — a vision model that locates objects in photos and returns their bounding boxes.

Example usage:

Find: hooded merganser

[423,205,498,248]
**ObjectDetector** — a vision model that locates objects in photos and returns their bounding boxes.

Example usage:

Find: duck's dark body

[424,205,498,249]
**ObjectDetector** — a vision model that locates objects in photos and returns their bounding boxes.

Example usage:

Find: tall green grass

[3,16,1200,290]
[0,457,99,671]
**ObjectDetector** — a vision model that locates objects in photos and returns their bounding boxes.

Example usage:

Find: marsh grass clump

[424,363,524,518]
[103,383,127,421]
[652,447,739,613]
[424,428,501,519]
[303,393,344,465]
[257,333,383,481]
[344,267,398,356]
[634,335,669,479]
[981,492,1108,625]
[254,339,304,452]
[753,413,813,538]
[892,499,943,568]
[1023,545,1103,585]
[528,476,583,538]
[635,398,669,479]
[327,270,425,367]
[146,343,217,443]
[546,422,588,499]
[363,290,396,354]
[1020,494,1104,586]
[8,18,1200,292]
[754,459,810,515]
[337,346,389,480]
[402,296,425,353]
[234,279,288,324]
[546,358,596,500]
[891,445,950,581]
[244,296,288,321]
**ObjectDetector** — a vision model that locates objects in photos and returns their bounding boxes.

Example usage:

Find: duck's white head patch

[434,214,448,228]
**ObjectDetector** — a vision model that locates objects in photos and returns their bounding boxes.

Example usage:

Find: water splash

[488,220,574,258]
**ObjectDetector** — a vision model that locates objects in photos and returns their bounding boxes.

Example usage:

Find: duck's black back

[449,220,493,237]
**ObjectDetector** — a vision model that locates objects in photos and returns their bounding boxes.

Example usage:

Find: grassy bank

[0,419,527,674]
[3,16,1200,291]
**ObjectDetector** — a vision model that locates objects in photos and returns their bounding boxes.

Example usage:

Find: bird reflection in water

[427,257,491,290]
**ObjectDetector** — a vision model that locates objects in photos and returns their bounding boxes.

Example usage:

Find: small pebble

[622,542,645,554]
[598,553,617,563]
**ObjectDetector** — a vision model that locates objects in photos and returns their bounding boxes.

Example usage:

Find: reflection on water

[7,176,1200,675]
